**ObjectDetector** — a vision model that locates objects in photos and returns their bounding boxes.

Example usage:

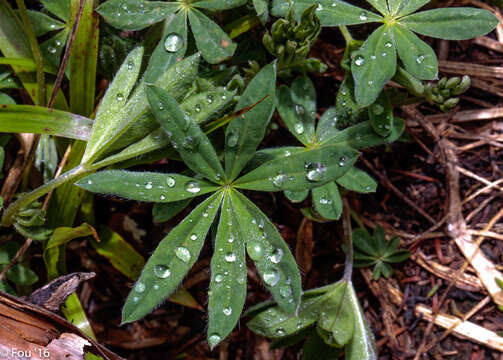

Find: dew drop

[166,176,176,187]
[145,181,153,189]
[354,55,365,67]
[182,135,198,150]
[372,103,384,115]
[87,180,93,185]
[228,235,234,243]
[272,173,288,188]
[294,122,305,134]
[224,252,236,263]
[48,46,57,54]
[370,55,376,60]
[184,180,201,193]
[206,94,214,104]
[160,195,166,200]
[276,327,286,336]
[279,285,292,298]
[295,104,305,115]
[316,3,323,11]
[223,307,232,316]
[194,103,202,113]
[384,42,393,48]
[416,54,425,64]
[338,156,347,167]
[269,248,283,264]
[158,102,165,110]
[116,93,124,101]
[175,247,191,262]
[215,274,224,283]
[227,130,239,147]
[190,233,198,241]
[263,269,280,286]
[164,33,184,52]
[133,296,139,302]
[153,264,171,278]
[127,61,134,70]
[306,162,327,182]
[208,334,221,348]
[247,241,265,260]
[135,282,146,292]
[153,284,160,290]
[359,12,368,20]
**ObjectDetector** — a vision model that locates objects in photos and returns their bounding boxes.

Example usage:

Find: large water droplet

[214,273,224,283]
[224,252,236,263]
[145,181,153,189]
[48,46,57,54]
[166,176,176,187]
[269,248,284,264]
[182,135,198,150]
[247,241,265,260]
[354,55,365,67]
[116,93,124,101]
[384,42,393,48]
[227,130,239,147]
[206,94,214,104]
[223,307,232,316]
[276,327,286,335]
[190,233,198,241]
[154,264,171,278]
[306,162,327,182]
[416,54,425,64]
[263,269,280,286]
[295,104,305,115]
[127,61,134,70]
[272,173,288,188]
[372,103,384,115]
[294,122,305,134]
[175,247,191,262]
[164,33,184,52]
[184,180,201,193]
[279,285,292,298]
[135,282,146,292]
[338,156,347,167]
[359,12,368,20]
[158,102,165,110]
[208,334,221,348]
[194,103,201,112]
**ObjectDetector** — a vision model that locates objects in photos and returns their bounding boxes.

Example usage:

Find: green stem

[349,207,365,230]
[14,0,46,106]
[339,26,354,45]
[342,198,353,281]
[1,165,90,226]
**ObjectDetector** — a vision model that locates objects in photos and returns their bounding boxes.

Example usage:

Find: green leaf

[400,8,499,40]
[122,191,223,323]
[317,281,354,346]
[271,0,382,26]
[76,170,220,203]
[35,135,58,182]
[145,13,187,83]
[153,199,192,223]
[234,146,359,192]
[70,0,99,117]
[385,249,410,263]
[207,192,247,349]
[40,29,69,68]
[97,0,178,31]
[336,167,376,193]
[188,9,236,64]
[373,225,386,249]
[194,0,247,11]
[0,93,14,105]
[344,283,377,360]
[366,0,388,15]
[316,107,339,144]
[26,10,65,36]
[42,0,71,22]
[335,74,363,129]
[0,105,92,140]
[244,147,304,173]
[321,117,405,149]
[284,189,310,203]
[392,24,437,80]
[147,85,225,182]
[247,296,320,338]
[225,62,276,180]
[352,228,376,255]
[231,190,301,313]
[91,53,201,162]
[368,91,393,137]
[277,76,317,146]
[82,47,144,164]
[389,0,429,17]
[3,264,39,286]
[312,182,342,220]
[253,0,269,23]
[351,25,397,107]
[90,226,145,280]
[62,293,96,339]
[43,223,96,280]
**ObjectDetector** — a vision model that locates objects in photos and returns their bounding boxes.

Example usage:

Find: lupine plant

[0,0,498,356]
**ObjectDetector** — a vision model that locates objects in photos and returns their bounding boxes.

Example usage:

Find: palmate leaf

[271,0,382,26]
[146,85,225,183]
[389,0,429,17]
[207,192,247,349]
[336,167,376,193]
[351,25,396,107]
[76,170,220,202]
[234,145,358,192]
[225,62,276,180]
[82,46,143,164]
[122,191,223,323]
[400,8,499,40]
[231,190,302,313]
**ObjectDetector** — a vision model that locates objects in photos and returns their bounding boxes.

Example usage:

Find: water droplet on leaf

[263,269,280,286]
[175,247,191,262]
[154,264,171,278]
[184,180,201,193]
[164,33,184,52]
